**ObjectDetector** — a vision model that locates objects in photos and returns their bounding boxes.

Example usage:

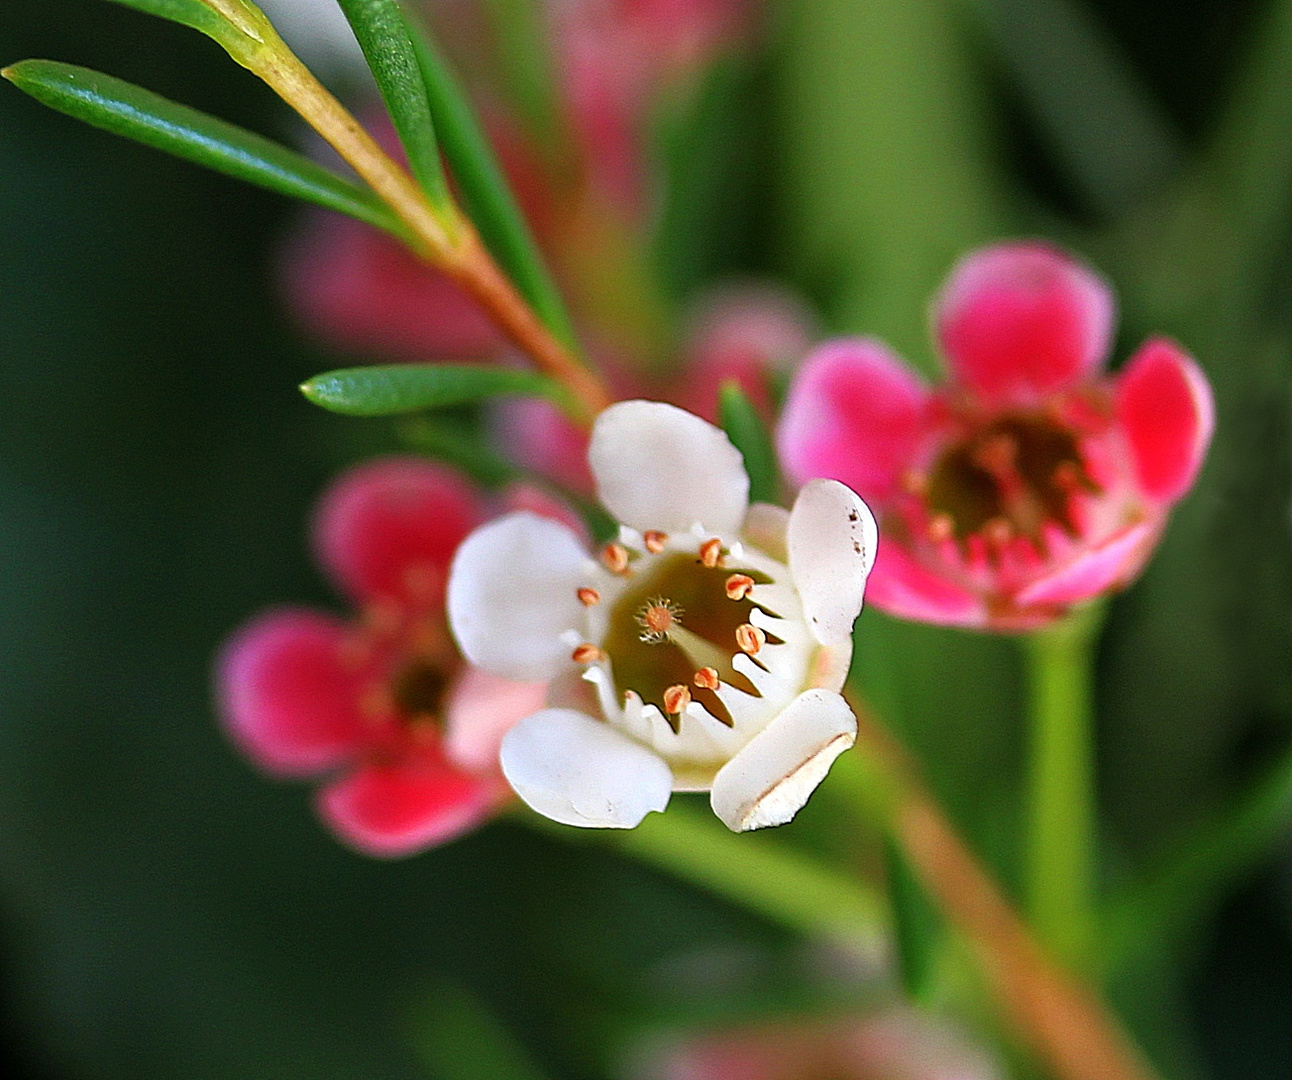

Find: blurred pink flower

[778,241,1215,631]
[551,0,757,214]
[215,458,549,857]
[639,1008,1001,1080]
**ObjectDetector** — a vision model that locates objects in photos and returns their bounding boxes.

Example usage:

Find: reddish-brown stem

[443,227,613,424]
[246,38,612,425]
[853,712,1159,1080]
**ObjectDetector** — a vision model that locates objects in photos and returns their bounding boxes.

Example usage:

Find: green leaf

[404,15,577,348]
[885,835,942,1003]
[718,382,779,504]
[2,60,404,236]
[100,0,274,67]
[101,0,228,37]
[334,0,450,210]
[301,364,572,416]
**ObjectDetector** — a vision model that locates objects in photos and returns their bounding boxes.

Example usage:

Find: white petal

[787,479,878,645]
[589,401,749,537]
[710,689,857,832]
[500,709,672,828]
[448,512,589,681]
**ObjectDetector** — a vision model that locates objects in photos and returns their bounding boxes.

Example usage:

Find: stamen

[636,597,683,644]
[699,537,723,568]
[902,469,929,496]
[577,587,601,606]
[643,530,668,554]
[984,517,1014,546]
[735,623,766,656]
[928,513,955,544]
[601,542,630,574]
[725,573,755,601]
[572,643,605,664]
[693,667,721,691]
[663,684,691,715]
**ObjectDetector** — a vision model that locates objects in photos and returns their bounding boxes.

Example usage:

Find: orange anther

[699,537,723,568]
[601,542,630,574]
[663,684,692,715]
[693,667,721,691]
[725,573,755,601]
[577,587,601,606]
[735,623,766,656]
[643,530,668,554]
[571,643,605,664]
[928,514,955,544]
[984,517,1014,546]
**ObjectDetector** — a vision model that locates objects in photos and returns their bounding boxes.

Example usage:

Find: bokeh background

[1,1,1290,1078]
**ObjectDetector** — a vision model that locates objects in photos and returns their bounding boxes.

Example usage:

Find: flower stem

[1024,602,1106,974]
[230,22,611,423]
[517,799,889,956]
[846,702,1160,1080]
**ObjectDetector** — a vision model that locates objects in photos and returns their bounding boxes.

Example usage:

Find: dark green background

[2,2,1290,1078]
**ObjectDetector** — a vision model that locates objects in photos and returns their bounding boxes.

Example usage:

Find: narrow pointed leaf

[2,61,404,236]
[719,382,779,504]
[102,0,228,36]
[405,16,577,347]
[101,0,272,65]
[302,364,573,416]
[334,0,450,210]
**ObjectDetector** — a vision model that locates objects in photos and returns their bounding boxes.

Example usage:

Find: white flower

[448,401,877,832]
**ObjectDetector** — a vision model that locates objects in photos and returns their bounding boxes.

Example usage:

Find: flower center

[598,551,772,730]
[391,657,450,719]
[924,414,1096,545]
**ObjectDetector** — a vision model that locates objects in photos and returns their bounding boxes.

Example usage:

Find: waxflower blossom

[777,241,1215,631]
[448,401,877,832]
[215,458,549,857]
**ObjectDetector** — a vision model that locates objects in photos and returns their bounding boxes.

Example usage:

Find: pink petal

[313,457,484,606]
[279,212,506,361]
[317,748,508,857]
[215,608,364,776]
[1013,521,1159,608]
[1114,337,1215,504]
[863,543,986,627]
[935,242,1115,405]
[777,338,931,503]
[442,665,549,775]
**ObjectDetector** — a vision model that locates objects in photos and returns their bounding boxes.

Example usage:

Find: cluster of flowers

[216,0,1214,859]
[219,237,1213,854]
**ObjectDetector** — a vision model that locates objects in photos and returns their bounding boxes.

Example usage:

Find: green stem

[1024,602,1106,972]
[516,799,889,955]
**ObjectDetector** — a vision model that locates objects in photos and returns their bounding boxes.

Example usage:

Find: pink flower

[215,458,549,856]
[777,241,1215,630]
[637,1009,1001,1080]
